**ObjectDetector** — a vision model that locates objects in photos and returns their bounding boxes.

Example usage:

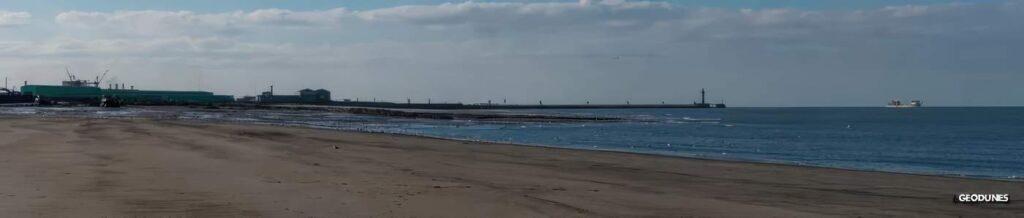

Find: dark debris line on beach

[256,105,622,122]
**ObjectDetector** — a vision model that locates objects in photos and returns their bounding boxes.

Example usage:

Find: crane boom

[97,69,110,86]
[65,67,73,81]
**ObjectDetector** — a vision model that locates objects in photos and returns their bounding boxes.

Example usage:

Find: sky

[0,0,1021,106]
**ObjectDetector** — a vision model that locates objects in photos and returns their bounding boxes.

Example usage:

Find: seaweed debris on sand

[259,105,621,122]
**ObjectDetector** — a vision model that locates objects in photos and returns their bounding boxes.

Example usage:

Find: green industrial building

[21,85,234,105]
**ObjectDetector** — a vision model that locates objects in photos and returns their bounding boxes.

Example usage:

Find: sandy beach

[0,117,1020,217]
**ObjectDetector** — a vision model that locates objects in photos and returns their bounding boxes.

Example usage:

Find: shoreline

[0,117,1020,216]
[130,115,1024,182]
[321,125,1024,182]
[5,110,1022,182]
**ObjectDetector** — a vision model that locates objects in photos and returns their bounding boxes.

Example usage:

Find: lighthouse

[701,88,706,105]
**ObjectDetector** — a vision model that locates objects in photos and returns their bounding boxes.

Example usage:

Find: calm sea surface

[4,106,1022,180]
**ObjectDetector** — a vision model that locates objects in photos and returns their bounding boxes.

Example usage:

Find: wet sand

[0,117,1020,217]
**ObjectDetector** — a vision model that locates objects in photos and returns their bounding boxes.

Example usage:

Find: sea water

[395,107,1024,180]
[4,106,1022,180]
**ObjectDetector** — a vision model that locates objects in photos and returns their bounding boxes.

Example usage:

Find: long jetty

[258,105,622,122]
[324,102,725,110]
[323,88,725,109]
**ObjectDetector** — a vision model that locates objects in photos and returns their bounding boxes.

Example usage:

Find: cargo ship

[886,99,922,108]
[0,88,34,104]
[19,70,233,106]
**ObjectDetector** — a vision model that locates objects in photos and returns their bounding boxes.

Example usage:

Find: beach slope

[0,118,1019,216]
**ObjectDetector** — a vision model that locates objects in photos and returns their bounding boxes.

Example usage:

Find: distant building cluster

[248,87,331,104]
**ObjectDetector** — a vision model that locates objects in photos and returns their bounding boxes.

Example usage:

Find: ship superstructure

[886,99,922,108]
[0,77,33,104]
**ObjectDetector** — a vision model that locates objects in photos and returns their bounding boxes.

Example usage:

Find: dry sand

[0,117,1020,217]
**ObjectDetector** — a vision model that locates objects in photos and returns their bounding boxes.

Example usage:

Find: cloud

[2,1,1021,106]
[0,37,293,58]
[54,2,677,37]
[54,8,351,37]
[49,2,1024,42]
[55,8,353,27]
[356,1,675,34]
[0,11,31,27]
[34,2,1024,60]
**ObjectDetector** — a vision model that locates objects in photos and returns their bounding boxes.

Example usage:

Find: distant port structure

[249,86,331,104]
[1,77,34,104]
[243,86,726,109]
[5,68,726,109]
[7,68,234,106]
